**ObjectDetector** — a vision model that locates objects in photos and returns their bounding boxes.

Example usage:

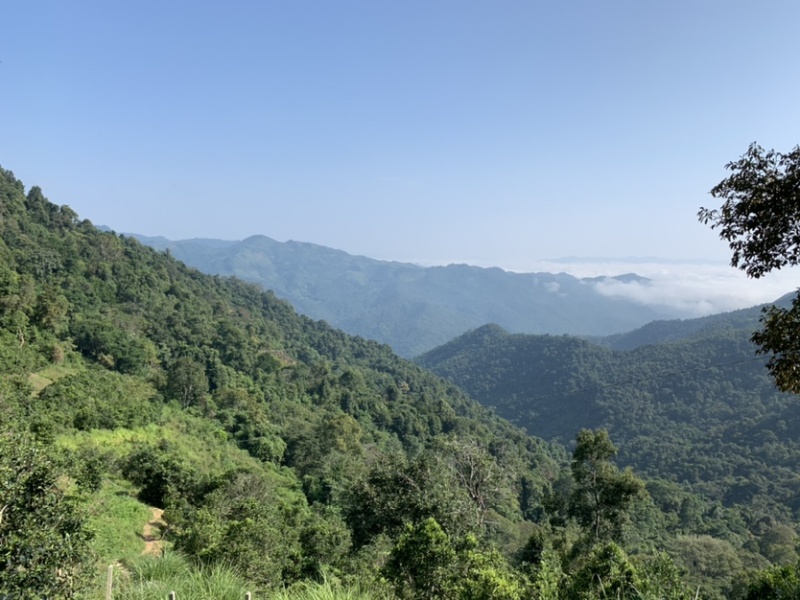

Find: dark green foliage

[384,518,457,599]
[165,356,209,408]
[0,433,93,599]
[70,446,107,493]
[383,519,524,600]
[735,561,800,599]
[568,430,644,544]
[298,505,352,578]
[213,387,287,463]
[453,538,525,600]
[172,471,307,588]
[566,542,641,599]
[343,437,518,549]
[122,442,203,508]
[32,368,159,431]
[517,526,547,567]
[699,143,800,278]
[344,452,449,548]
[419,320,800,540]
[751,294,800,394]
[670,534,745,597]
[71,317,157,374]
[561,544,698,600]
[635,551,696,600]
[700,143,800,395]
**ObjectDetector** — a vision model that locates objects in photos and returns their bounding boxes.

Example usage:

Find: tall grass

[87,479,151,564]
[110,554,385,600]
[28,363,79,394]
[115,553,250,600]
[270,579,384,600]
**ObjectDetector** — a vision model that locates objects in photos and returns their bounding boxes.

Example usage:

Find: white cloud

[397,256,798,317]
[532,260,798,317]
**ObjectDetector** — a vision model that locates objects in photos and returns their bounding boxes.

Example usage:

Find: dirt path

[141,507,165,556]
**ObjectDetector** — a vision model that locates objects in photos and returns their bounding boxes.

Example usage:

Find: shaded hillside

[131,233,687,356]
[418,315,800,520]
[597,294,794,351]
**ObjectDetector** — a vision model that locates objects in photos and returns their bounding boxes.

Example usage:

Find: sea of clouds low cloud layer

[531,260,799,317]
[403,255,798,318]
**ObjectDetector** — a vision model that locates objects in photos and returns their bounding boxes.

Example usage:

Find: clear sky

[2,0,799,270]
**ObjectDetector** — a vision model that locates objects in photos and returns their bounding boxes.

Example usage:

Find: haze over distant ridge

[360,250,797,319]
[129,231,797,356]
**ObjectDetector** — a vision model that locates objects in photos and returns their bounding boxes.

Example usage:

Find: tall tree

[165,357,209,409]
[568,429,643,543]
[699,143,800,392]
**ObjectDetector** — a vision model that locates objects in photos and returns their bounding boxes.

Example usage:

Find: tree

[121,441,199,507]
[165,356,209,409]
[0,433,94,599]
[568,429,644,544]
[738,561,800,600]
[173,471,306,588]
[383,519,523,600]
[566,542,641,600]
[383,518,457,600]
[699,143,800,392]
[432,436,512,529]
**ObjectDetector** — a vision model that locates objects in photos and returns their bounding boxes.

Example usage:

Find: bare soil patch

[141,507,165,556]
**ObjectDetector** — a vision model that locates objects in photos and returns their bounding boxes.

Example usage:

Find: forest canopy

[1,165,797,599]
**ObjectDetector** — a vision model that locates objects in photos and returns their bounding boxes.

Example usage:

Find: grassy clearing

[28,363,78,394]
[112,553,253,600]
[82,478,153,600]
[56,423,167,455]
[105,553,385,600]
[86,479,151,565]
[56,408,269,475]
[272,580,383,600]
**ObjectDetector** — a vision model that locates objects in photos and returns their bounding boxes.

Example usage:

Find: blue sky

[2,0,799,270]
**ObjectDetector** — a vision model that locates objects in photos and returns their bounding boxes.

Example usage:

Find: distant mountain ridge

[130,233,695,357]
[596,292,795,351]
[416,302,800,517]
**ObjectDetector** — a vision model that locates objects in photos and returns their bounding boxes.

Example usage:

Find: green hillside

[417,316,800,526]
[1,167,795,599]
[0,167,560,596]
[597,297,794,351]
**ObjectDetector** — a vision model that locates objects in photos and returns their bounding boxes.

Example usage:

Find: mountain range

[130,231,800,537]
[416,301,800,523]
[128,233,696,357]
[4,168,797,597]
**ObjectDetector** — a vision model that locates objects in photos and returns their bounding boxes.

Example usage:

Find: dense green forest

[131,233,683,357]
[1,167,798,599]
[417,318,800,568]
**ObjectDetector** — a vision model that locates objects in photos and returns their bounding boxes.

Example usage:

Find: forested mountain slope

[0,166,562,595]
[418,316,800,522]
[131,233,686,356]
[597,296,794,351]
[1,167,794,599]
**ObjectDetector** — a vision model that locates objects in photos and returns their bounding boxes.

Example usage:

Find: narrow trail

[141,507,165,556]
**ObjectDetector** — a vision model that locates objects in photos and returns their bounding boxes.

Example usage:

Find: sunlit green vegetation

[0,166,795,599]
